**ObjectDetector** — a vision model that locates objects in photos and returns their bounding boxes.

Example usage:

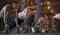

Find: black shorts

[7,20,16,29]
[18,18,24,26]
[6,18,24,29]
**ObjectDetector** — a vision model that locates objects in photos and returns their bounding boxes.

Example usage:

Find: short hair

[25,2,37,8]
[12,0,20,4]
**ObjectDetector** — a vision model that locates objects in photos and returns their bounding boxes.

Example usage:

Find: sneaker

[16,26,20,33]
[24,26,29,33]
[4,24,10,34]
[31,27,35,33]
[4,29,10,34]
[41,29,45,33]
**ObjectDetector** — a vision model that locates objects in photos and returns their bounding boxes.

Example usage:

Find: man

[3,4,12,33]
[18,7,29,33]
[36,14,49,33]
[36,15,45,33]
[3,1,20,33]
[18,4,37,32]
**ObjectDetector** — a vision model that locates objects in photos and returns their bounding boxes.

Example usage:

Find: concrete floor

[0,31,60,35]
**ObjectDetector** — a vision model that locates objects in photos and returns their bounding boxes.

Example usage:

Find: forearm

[15,9,18,25]
[24,15,28,25]
[15,17,18,25]
[3,12,8,25]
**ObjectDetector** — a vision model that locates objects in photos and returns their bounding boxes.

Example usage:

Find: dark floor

[0,27,60,35]
[0,22,60,35]
[0,31,60,35]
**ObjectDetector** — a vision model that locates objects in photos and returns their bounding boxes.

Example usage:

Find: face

[12,3,17,9]
[32,5,37,15]
[16,3,20,9]
[32,5,37,10]
[12,3,20,9]
[28,5,37,15]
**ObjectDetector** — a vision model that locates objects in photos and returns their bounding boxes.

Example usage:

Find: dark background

[0,0,5,31]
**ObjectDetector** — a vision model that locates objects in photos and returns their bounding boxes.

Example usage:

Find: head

[32,4,37,10]
[28,4,37,15]
[16,3,20,9]
[12,0,20,9]
[12,3,17,9]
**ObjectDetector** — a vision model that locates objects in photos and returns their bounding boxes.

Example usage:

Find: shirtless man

[36,14,49,33]
[3,1,20,33]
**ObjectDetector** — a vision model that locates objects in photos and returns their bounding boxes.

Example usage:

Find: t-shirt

[18,11,26,20]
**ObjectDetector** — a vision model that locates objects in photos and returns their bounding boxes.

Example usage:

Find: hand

[16,24,20,28]
[5,24,9,27]
[5,24,9,29]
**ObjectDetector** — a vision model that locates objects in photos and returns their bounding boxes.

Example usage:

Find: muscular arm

[3,11,8,25]
[15,9,18,25]
[24,7,29,25]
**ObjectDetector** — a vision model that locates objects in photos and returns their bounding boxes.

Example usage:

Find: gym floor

[0,31,60,35]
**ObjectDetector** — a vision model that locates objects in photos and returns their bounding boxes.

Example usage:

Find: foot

[4,29,10,34]
[4,24,10,34]
[16,25,20,33]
